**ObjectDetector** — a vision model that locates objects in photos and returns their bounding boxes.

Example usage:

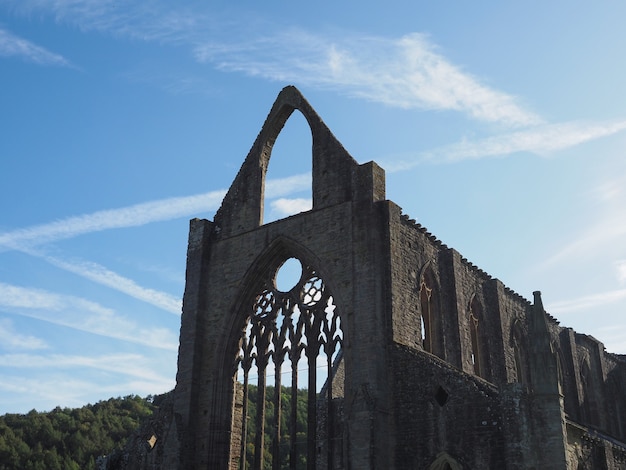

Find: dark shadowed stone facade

[124,86,626,469]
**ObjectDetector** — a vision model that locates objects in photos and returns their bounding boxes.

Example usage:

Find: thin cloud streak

[0,352,172,384]
[40,253,181,315]
[541,218,626,269]
[0,173,310,252]
[384,119,626,171]
[0,189,226,251]
[0,27,72,66]
[434,120,626,162]
[546,288,626,315]
[0,282,178,350]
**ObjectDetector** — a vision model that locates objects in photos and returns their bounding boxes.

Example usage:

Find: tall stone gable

[153,86,626,470]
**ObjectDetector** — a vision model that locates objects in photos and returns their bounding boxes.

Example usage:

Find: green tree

[0,394,166,470]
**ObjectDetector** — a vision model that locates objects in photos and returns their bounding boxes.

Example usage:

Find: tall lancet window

[419,280,433,352]
[234,256,343,470]
[468,297,482,377]
[419,267,440,357]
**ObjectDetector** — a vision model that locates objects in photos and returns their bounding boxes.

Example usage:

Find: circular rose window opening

[274,257,303,292]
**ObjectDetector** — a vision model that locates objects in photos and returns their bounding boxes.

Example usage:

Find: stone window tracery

[234,257,343,470]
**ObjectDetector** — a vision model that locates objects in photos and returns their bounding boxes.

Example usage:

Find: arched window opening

[428,452,462,470]
[263,112,313,225]
[233,257,343,470]
[468,298,482,377]
[419,267,443,359]
[419,280,433,353]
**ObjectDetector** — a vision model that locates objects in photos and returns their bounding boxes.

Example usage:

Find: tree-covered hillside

[0,395,163,470]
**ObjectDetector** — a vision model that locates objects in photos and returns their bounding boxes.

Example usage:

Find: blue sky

[1,1,626,413]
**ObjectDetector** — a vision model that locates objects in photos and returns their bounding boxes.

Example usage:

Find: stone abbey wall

[113,86,626,470]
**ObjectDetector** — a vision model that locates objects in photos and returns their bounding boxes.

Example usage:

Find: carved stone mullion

[239,368,250,470]
[305,308,322,470]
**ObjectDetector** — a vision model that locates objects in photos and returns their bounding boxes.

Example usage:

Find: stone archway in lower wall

[428,452,463,470]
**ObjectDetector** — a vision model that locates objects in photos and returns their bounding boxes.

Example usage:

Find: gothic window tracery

[234,256,343,470]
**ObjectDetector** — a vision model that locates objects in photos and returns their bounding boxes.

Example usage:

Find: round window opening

[274,257,302,292]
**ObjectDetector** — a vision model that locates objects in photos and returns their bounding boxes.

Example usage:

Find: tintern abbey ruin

[120,87,626,469]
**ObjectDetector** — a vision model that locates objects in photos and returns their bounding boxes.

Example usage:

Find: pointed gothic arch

[213,86,359,239]
[468,295,483,377]
[417,262,446,360]
[510,319,526,384]
[262,111,313,224]
[225,238,344,470]
[428,451,463,470]
[552,342,565,395]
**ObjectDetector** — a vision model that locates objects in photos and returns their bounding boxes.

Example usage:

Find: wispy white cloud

[436,120,626,162]
[0,27,72,66]
[384,119,626,170]
[265,174,310,198]
[270,198,312,218]
[0,282,178,350]
[0,318,48,350]
[0,174,309,315]
[6,0,215,43]
[0,173,310,252]
[5,1,539,126]
[0,189,226,251]
[0,352,172,385]
[197,31,541,127]
[546,288,626,315]
[39,253,181,314]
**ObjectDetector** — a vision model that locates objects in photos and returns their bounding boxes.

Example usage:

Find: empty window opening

[263,112,313,225]
[233,257,344,470]
[418,267,443,359]
[468,298,482,377]
[274,257,303,293]
[420,280,433,353]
